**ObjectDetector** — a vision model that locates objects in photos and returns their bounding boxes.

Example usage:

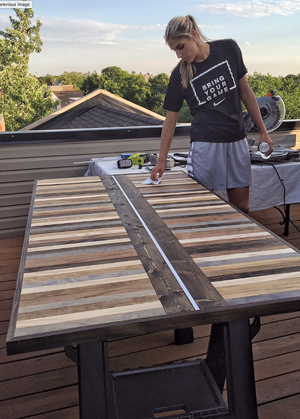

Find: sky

[0,0,300,78]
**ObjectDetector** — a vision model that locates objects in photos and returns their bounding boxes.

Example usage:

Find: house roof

[20,89,165,131]
[52,91,84,108]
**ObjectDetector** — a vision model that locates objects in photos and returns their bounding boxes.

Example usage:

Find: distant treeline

[39,68,300,121]
[2,8,298,131]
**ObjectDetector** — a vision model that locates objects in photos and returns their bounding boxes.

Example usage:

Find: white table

[84,156,187,177]
[217,160,300,235]
[249,160,300,212]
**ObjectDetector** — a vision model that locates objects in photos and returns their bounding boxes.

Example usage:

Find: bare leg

[227,186,249,214]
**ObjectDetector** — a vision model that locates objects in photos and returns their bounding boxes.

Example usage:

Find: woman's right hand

[150,161,166,181]
[149,111,179,182]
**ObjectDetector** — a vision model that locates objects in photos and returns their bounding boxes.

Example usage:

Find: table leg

[225,319,258,419]
[206,322,226,393]
[284,204,290,235]
[77,340,115,419]
[174,327,194,345]
[76,321,257,419]
[274,204,291,235]
[206,319,258,419]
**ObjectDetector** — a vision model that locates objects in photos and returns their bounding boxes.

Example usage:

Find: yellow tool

[129,153,144,165]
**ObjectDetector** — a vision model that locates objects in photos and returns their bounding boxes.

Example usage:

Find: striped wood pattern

[6,172,300,355]
[9,177,166,342]
[2,237,300,419]
[130,171,300,306]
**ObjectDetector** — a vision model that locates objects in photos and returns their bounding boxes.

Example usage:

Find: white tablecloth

[84,157,187,177]
[85,157,300,212]
[217,161,300,212]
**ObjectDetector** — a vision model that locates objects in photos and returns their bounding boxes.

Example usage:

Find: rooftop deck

[1,121,300,418]
[1,203,300,419]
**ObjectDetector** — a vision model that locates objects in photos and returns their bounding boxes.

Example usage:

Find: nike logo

[213,98,226,107]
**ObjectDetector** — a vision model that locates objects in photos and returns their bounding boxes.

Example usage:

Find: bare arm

[150,111,179,181]
[238,75,273,155]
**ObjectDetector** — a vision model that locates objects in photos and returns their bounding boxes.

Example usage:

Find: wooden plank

[0,194,32,207]
[0,136,189,159]
[1,155,104,171]
[0,273,18,283]
[254,316,300,342]
[256,370,300,405]
[0,366,77,401]
[258,394,300,419]
[0,217,28,230]
[25,406,79,419]
[1,289,15,301]
[254,350,300,382]
[1,307,13,322]
[0,181,34,195]
[0,299,14,310]
[0,166,86,183]
[0,227,28,240]
[0,237,24,256]
[253,332,300,362]
[105,174,227,311]
[0,385,78,419]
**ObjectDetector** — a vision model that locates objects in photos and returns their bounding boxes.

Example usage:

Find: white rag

[142,177,162,185]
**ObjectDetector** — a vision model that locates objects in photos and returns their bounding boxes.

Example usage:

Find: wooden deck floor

[1,203,300,419]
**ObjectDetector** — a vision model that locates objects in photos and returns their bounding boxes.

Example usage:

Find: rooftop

[1,113,300,418]
[21,89,166,131]
[1,206,300,418]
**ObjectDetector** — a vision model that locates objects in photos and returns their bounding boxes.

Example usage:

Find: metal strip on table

[102,175,226,312]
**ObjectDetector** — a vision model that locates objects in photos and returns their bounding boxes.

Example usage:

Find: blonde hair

[164,15,209,88]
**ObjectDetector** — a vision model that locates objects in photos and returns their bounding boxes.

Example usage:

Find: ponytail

[164,15,209,88]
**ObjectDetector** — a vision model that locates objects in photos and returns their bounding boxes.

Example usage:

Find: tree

[147,73,169,115]
[0,9,55,131]
[122,72,151,108]
[1,68,56,130]
[0,8,42,70]
[100,66,129,97]
[82,66,152,108]
[81,71,102,95]
[38,73,55,86]
[54,71,88,90]
[247,72,300,120]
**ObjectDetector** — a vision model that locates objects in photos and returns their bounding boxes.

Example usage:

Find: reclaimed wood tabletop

[6,172,300,354]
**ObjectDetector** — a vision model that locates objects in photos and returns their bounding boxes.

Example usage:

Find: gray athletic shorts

[187,138,252,191]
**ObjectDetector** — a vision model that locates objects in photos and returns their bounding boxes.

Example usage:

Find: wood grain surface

[6,172,300,353]
[130,172,300,306]
[12,177,165,340]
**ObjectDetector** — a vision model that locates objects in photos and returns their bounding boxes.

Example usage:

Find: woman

[150,15,273,214]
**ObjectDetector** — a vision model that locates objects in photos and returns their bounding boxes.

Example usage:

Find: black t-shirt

[163,39,248,143]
